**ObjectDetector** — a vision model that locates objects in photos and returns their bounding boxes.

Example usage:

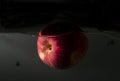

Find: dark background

[0,0,120,81]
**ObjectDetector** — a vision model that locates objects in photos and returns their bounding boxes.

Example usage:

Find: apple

[37,20,88,69]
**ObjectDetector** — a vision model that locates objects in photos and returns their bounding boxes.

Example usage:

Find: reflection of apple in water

[37,20,88,69]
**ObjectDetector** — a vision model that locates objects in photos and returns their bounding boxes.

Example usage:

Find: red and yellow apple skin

[37,21,88,69]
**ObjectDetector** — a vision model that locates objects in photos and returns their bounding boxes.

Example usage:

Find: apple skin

[37,20,88,69]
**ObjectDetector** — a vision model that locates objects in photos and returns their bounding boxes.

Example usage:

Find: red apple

[37,20,88,69]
